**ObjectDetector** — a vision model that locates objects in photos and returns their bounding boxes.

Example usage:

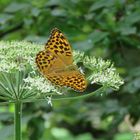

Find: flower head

[0,41,124,103]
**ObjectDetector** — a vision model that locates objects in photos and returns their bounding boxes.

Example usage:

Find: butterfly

[36,28,87,92]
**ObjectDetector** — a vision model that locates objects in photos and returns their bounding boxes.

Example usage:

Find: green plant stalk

[14,101,22,140]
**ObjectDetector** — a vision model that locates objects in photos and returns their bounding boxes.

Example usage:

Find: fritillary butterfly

[36,28,87,92]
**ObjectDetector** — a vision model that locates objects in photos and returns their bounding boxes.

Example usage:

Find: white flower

[0,41,124,101]
[46,96,52,106]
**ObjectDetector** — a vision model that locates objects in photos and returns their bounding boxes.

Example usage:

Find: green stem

[14,101,22,140]
[21,86,107,103]
[0,86,107,105]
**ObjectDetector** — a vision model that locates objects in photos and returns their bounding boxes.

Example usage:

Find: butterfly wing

[36,50,66,73]
[36,50,87,92]
[45,28,73,66]
[36,28,87,92]
[47,71,87,92]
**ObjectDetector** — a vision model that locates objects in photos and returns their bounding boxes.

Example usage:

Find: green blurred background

[0,0,140,140]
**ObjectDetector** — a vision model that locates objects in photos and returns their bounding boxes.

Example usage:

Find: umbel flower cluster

[0,41,124,104]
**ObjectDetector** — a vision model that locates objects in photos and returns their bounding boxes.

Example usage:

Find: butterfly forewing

[36,50,66,73]
[45,28,73,65]
[36,28,87,92]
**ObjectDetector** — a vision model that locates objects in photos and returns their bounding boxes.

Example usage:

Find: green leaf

[114,133,133,140]
[31,8,40,17]
[51,9,67,17]
[123,78,140,94]
[0,112,13,121]
[73,39,93,51]
[0,125,13,139]
[51,128,73,140]
[118,26,137,35]
[89,0,115,11]
[4,2,29,13]
[0,14,13,24]
[76,133,94,140]
[88,30,109,44]
[123,12,140,26]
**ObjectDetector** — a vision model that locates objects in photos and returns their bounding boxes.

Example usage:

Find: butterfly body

[36,28,87,92]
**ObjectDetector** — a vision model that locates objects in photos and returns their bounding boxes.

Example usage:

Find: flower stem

[14,101,22,140]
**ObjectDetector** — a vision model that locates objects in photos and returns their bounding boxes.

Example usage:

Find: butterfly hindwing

[47,71,87,92]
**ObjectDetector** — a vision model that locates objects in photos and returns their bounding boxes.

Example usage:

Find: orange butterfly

[36,28,87,92]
